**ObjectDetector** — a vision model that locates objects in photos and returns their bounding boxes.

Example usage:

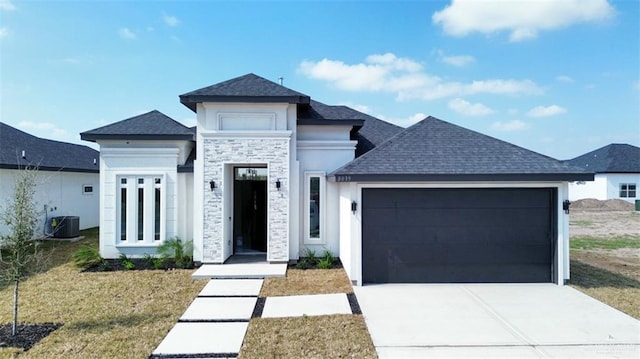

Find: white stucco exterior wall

[0,169,99,237]
[96,140,192,258]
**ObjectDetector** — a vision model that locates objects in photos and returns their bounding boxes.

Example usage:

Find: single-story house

[0,122,100,236]
[81,73,592,285]
[565,144,639,203]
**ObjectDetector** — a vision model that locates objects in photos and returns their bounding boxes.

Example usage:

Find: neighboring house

[81,73,591,285]
[565,144,640,203]
[0,122,100,236]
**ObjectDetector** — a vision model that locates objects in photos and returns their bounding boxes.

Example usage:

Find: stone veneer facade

[202,137,290,262]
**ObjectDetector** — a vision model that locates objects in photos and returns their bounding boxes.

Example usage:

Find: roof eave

[80,134,195,142]
[179,94,311,112]
[0,163,99,173]
[329,173,595,182]
[297,119,365,126]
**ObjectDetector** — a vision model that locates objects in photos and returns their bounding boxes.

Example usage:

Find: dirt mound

[571,198,635,211]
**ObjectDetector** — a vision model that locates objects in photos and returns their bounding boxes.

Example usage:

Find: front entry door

[233,167,267,254]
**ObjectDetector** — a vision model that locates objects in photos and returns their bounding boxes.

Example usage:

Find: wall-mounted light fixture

[93,158,97,166]
[351,201,357,214]
[209,180,216,191]
[562,200,571,214]
[275,179,281,191]
[21,150,26,159]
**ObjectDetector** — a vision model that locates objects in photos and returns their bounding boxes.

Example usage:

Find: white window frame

[619,183,637,198]
[116,174,166,246]
[304,171,326,244]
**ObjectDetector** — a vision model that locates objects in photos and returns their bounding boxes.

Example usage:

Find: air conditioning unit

[52,216,80,238]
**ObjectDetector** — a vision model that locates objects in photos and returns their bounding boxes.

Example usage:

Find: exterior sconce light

[275,179,281,191]
[351,201,357,214]
[562,200,571,214]
[209,180,216,191]
[21,150,26,159]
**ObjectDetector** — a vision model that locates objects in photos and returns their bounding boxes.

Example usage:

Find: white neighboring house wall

[96,140,193,259]
[338,181,572,286]
[569,173,640,203]
[0,168,99,237]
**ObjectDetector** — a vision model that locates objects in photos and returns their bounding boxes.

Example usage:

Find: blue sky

[1,0,638,159]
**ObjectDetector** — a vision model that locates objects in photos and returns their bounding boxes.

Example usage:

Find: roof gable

[0,122,99,173]
[81,110,194,142]
[332,116,592,182]
[565,144,640,173]
[180,73,310,111]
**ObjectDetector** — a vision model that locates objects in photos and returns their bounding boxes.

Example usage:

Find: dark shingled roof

[298,100,402,155]
[331,116,593,182]
[564,143,640,173]
[180,73,310,111]
[0,122,99,173]
[81,110,194,142]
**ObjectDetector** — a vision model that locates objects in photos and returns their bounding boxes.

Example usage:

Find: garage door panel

[362,188,555,284]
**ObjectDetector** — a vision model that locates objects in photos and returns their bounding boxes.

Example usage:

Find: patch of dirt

[570,210,640,238]
[83,258,194,272]
[0,323,62,351]
[570,198,635,211]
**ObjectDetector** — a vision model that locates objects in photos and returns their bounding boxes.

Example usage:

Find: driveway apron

[354,284,640,358]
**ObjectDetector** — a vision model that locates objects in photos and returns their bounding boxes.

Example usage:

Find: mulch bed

[83,258,194,272]
[0,322,62,351]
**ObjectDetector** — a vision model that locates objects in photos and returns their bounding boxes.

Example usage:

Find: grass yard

[569,207,640,320]
[0,229,205,358]
[241,265,376,359]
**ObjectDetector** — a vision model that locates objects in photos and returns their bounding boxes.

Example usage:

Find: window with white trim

[620,183,637,198]
[82,185,94,194]
[117,175,165,245]
[304,172,325,243]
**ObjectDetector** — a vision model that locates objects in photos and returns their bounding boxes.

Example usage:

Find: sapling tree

[0,167,45,336]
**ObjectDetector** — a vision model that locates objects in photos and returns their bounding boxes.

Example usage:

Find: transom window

[118,175,164,245]
[620,183,637,198]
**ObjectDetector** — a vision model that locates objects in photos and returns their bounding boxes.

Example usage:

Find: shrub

[303,248,318,266]
[321,250,335,265]
[317,257,333,269]
[157,237,193,269]
[72,246,103,270]
[143,254,165,270]
[119,254,135,270]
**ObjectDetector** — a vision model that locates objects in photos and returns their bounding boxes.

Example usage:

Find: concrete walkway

[355,284,640,359]
[151,265,358,358]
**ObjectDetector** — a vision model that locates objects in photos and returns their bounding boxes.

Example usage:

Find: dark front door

[362,188,555,284]
[233,167,267,254]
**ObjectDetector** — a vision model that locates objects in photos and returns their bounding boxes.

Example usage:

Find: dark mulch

[292,257,343,270]
[346,293,362,315]
[83,258,194,272]
[0,323,62,351]
[252,297,266,318]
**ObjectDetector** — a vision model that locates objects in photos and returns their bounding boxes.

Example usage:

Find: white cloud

[379,113,427,128]
[432,0,615,42]
[436,49,475,67]
[0,0,16,11]
[526,105,567,117]
[298,53,542,101]
[16,121,74,142]
[181,118,196,127]
[163,13,180,27]
[507,108,519,116]
[119,27,137,39]
[338,102,373,115]
[556,75,574,83]
[491,119,529,131]
[0,27,7,38]
[632,80,640,91]
[448,98,494,116]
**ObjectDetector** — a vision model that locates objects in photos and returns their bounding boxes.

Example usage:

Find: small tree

[0,167,43,336]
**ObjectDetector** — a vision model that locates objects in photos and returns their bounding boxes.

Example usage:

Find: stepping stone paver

[199,279,263,296]
[153,322,248,356]
[262,293,352,318]
[180,297,257,321]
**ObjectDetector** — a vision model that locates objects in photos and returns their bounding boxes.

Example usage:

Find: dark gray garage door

[362,188,556,284]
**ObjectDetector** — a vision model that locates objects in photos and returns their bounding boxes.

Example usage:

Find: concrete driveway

[354,284,640,358]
